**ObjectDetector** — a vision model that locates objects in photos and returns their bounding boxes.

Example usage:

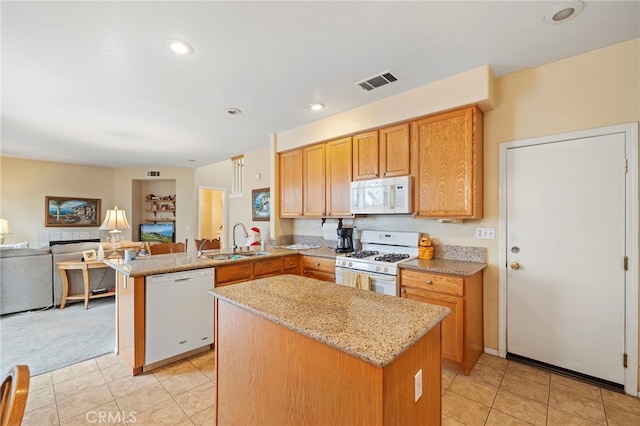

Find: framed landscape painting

[251,188,270,221]
[45,196,101,227]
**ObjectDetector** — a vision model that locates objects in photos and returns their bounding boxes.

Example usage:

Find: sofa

[0,242,119,315]
[0,247,53,315]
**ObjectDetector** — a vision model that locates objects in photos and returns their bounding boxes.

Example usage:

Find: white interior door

[506,133,626,384]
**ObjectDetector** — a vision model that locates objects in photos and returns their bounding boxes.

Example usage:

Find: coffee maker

[336,227,354,253]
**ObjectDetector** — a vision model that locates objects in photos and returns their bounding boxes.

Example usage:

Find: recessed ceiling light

[310,103,325,111]
[225,108,242,115]
[165,39,193,55]
[544,0,584,24]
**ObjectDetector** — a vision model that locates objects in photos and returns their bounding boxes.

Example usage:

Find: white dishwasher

[145,268,214,365]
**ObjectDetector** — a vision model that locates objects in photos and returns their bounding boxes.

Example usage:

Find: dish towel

[342,271,371,291]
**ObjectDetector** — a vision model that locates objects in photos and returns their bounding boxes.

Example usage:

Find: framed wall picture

[251,188,271,221]
[45,196,101,227]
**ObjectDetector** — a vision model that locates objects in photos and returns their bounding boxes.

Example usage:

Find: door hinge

[624,158,628,173]
[624,256,628,271]
[623,353,628,368]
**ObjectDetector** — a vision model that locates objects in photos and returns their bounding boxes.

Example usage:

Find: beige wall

[193,145,271,247]
[0,157,115,246]
[273,38,640,353]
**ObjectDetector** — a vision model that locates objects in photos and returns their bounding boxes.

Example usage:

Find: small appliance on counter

[336,226,354,253]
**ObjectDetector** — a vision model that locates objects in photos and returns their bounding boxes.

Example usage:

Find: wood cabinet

[215,255,301,287]
[283,255,300,275]
[325,137,353,217]
[301,255,335,282]
[280,138,352,218]
[279,149,303,218]
[412,106,483,218]
[353,123,410,181]
[400,268,483,375]
[303,144,326,217]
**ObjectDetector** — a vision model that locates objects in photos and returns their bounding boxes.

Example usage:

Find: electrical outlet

[316,223,323,231]
[414,369,423,402]
[475,227,495,239]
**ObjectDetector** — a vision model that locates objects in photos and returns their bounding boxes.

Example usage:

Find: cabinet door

[352,131,379,180]
[254,258,284,278]
[215,264,253,286]
[402,287,464,363]
[379,123,410,177]
[279,149,303,218]
[413,106,483,218]
[325,137,353,217]
[303,144,326,217]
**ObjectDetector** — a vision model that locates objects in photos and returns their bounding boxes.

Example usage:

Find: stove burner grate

[345,250,379,259]
[374,253,410,263]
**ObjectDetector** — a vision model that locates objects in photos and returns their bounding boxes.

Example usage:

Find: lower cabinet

[215,255,301,287]
[301,255,336,282]
[283,255,300,275]
[400,269,483,375]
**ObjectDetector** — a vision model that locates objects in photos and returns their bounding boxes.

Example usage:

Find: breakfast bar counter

[210,275,449,425]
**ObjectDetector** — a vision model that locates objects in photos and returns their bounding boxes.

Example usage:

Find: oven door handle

[336,268,396,282]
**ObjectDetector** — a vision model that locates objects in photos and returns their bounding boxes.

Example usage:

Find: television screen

[140,223,175,243]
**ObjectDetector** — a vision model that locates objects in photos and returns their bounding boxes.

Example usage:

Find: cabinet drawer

[216,264,253,286]
[254,258,284,278]
[400,270,463,296]
[301,256,335,274]
[302,269,335,283]
[283,255,299,272]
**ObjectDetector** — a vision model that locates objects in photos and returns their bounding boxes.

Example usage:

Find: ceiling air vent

[356,71,398,91]
[146,170,161,177]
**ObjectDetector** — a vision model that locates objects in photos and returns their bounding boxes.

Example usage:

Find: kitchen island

[210,275,450,425]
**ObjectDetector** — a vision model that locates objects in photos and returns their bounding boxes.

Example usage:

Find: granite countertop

[210,275,450,368]
[105,248,301,277]
[399,258,486,276]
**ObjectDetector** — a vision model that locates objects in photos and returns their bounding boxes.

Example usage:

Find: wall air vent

[356,71,398,91]
[146,170,161,177]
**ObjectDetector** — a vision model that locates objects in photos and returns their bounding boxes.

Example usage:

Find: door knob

[510,262,520,270]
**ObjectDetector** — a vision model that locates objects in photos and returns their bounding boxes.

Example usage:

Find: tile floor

[21,350,640,425]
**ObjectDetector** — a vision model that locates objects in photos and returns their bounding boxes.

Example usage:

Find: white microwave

[350,176,413,214]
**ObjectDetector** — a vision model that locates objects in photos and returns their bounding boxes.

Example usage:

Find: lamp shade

[99,206,130,231]
[0,219,11,235]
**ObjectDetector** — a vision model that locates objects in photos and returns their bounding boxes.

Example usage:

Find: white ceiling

[2,1,639,169]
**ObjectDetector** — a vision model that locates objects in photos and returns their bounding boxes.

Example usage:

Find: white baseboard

[484,347,501,357]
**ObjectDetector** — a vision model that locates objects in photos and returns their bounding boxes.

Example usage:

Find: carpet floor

[0,298,115,376]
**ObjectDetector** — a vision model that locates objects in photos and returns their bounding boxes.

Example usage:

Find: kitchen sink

[236,251,268,257]
[200,251,268,260]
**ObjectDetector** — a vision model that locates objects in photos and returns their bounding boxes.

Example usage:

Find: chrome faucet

[232,223,249,253]
[197,238,212,257]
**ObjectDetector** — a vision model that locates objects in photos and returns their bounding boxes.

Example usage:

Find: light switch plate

[475,227,495,239]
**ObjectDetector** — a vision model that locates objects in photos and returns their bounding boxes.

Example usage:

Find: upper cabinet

[278,105,483,220]
[379,123,411,178]
[353,123,410,181]
[412,106,483,219]
[279,149,303,218]
[303,144,326,217]
[325,137,353,217]
[279,137,353,218]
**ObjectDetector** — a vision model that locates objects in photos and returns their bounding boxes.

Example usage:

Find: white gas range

[335,230,420,296]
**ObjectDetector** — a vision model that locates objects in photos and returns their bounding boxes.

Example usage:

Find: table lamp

[99,206,130,243]
[0,219,11,244]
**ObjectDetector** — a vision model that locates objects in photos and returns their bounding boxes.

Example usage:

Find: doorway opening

[198,187,226,249]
